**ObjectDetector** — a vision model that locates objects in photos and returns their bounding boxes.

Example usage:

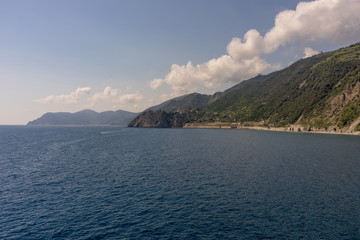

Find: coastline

[183,122,360,136]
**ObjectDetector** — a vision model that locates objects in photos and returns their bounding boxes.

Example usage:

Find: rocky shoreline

[183,122,360,136]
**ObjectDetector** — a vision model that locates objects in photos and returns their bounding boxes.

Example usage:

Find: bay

[0,126,359,239]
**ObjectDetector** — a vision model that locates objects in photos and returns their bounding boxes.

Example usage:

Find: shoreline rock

[183,122,360,136]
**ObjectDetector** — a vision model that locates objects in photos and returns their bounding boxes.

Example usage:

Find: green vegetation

[336,99,360,128]
[130,42,360,131]
[145,92,221,112]
[319,43,360,65]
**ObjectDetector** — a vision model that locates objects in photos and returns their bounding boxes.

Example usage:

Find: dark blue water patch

[0,126,359,239]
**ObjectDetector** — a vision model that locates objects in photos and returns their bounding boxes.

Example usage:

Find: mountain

[27,109,139,126]
[145,92,222,112]
[128,110,188,128]
[129,42,360,134]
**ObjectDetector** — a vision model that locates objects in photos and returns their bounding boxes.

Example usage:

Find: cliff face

[129,42,360,133]
[128,111,172,128]
[128,110,188,128]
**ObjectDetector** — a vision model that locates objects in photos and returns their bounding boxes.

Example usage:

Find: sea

[0,125,359,239]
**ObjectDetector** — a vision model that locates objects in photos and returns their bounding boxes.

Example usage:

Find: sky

[1,0,360,124]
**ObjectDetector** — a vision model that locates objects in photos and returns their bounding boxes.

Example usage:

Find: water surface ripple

[0,126,359,239]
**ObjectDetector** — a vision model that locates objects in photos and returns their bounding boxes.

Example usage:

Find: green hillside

[129,42,360,133]
[204,43,360,129]
[145,92,220,112]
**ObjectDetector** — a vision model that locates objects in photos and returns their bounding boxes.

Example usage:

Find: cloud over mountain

[36,86,145,112]
[117,92,144,104]
[91,86,119,101]
[36,87,91,104]
[152,0,360,99]
[228,0,360,59]
[303,47,319,59]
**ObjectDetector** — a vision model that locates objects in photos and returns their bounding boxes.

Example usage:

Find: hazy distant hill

[129,42,360,133]
[27,109,138,126]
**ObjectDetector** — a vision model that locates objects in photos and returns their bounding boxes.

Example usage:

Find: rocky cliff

[128,110,188,128]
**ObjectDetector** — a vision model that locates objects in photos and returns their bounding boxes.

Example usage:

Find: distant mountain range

[27,109,138,126]
[129,42,360,134]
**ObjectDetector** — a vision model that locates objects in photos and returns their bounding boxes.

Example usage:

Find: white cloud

[152,0,360,100]
[117,92,144,104]
[149,78,164,90]
[271,0,360,45]
[89,87,145,110]
[35,85,147,113]
[155,56,273,98]
[36,87,91,104]
[227,29,265,60]
[75,87,91,95]
[91,86,119,101]
[103,86,118,96]
[229,0,360,59]
[303,47,319,59]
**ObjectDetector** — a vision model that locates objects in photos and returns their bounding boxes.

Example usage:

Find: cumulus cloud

[36,87,91,104]
[152,0,360,99]
[149,78,164,90]
[91,86,119,101]
[75,87,91,94]
[36,85,147,112]
[229,0,360,58]
[156,56,272,97]
[90,87,145,109]
[303,47,319,59]
[117,92,144,104]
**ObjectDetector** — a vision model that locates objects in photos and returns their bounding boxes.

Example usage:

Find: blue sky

[1,0,360,124]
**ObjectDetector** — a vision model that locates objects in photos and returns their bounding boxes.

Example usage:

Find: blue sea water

[0,126,360,239]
